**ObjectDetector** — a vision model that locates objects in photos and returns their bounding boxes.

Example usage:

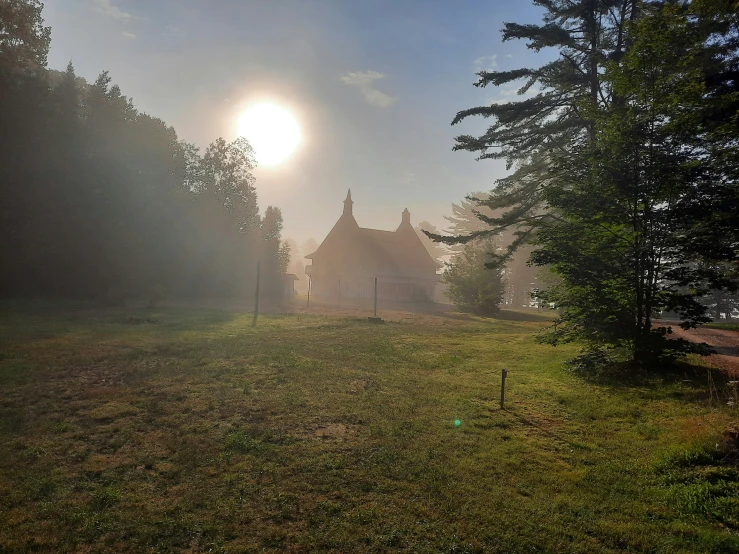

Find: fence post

[374,277,378,318]
[252,261,260,328]
[500,369,508,409]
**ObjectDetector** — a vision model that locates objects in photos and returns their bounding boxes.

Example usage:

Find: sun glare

[237,103,301,166]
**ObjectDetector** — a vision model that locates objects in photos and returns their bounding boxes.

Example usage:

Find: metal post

[374,277,378,318]
[338,278,341,307]
[306,275,311,307]
[252,261,260,327]
[500,369,508,409]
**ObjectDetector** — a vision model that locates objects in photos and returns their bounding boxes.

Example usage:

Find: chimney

[343,189,353,216]
[401,208,411,226]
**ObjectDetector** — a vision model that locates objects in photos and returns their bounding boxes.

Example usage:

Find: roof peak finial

[343,188,353,215]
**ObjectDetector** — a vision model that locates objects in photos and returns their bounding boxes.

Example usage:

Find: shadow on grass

[0,298,97,314]
[0,300,241,337]
[431,308,554,323]
[576,360,734,404]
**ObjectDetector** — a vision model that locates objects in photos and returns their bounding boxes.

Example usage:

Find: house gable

[307,190,439,279]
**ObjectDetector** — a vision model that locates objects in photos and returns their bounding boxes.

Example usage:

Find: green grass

[705,322,739,332]
[0,302,737,553]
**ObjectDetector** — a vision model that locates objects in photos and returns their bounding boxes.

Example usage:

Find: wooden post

[500,369,508,409]
[338,278,341,307]
[306,275,311,307]
[252,261,260,328]
[374,277,378,318]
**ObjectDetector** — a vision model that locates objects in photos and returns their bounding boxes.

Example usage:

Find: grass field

[706,322,739,332]
[1,302,738,553]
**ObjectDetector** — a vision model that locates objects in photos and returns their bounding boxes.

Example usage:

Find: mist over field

[1,1,738,552]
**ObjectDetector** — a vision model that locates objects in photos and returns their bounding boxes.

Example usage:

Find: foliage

[259,207,289,300]
[445,0,739,368]
[442,193,491,248]
[435,193,538,307]
[414,220,447,262]
[301,238,320,257]
[277,241,291,276]
[201,136,260,233]
[534,2,739,366]
[443,238,505,315]
[0,0,50,74]
[0,1,287,302]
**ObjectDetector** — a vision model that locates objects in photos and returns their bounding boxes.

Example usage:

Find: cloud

[473,55,498,72]
[92,0,137,22]
[163,25,186,39]
[340,70,397,108]
[122,31,136,39]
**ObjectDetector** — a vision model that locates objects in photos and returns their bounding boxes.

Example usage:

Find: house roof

[306,190,441,276]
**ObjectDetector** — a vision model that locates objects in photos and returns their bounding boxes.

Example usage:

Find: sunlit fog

[1,1,737,552]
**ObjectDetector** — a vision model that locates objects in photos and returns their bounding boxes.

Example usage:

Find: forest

[0,1,289,305]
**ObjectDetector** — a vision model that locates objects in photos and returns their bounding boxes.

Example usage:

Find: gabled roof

[358,227,440,272]
[306,190,441,275]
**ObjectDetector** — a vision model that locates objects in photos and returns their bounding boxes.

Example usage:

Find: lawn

[705,322,739,332]
[0,302,737,553]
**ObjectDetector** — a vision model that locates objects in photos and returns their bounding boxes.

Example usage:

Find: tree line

[433,0,739,369]
[0,0,289,304]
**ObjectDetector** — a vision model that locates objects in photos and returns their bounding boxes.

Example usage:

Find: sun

[237,103,301,166]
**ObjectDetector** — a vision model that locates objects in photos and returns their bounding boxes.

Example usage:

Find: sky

[43,0,548,250]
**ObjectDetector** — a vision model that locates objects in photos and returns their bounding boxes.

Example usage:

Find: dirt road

[659,321,739,373]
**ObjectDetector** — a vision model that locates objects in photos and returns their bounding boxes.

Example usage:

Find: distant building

[305,190,440,302]
[279,274,299,298]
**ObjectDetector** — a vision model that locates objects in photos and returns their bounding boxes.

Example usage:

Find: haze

[43,0,547,242]
[2,1,738,552]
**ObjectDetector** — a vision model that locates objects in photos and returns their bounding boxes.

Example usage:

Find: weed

[92,485,121,511]
[224,429,264,455]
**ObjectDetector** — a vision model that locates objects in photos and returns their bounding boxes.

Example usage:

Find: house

[279,274,299,298]
[305,190,440,302]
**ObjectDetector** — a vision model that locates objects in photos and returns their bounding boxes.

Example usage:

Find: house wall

[309,266,436,302]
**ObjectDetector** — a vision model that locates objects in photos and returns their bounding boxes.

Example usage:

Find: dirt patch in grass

[313,423,359,441]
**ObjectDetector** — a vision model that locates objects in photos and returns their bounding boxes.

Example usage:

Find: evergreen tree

[448,0,639,252]
[445,0,738,368]
[435,193,538,307]
[444,237,505,315]
[260,206,288,300]
[414,221,447,262]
